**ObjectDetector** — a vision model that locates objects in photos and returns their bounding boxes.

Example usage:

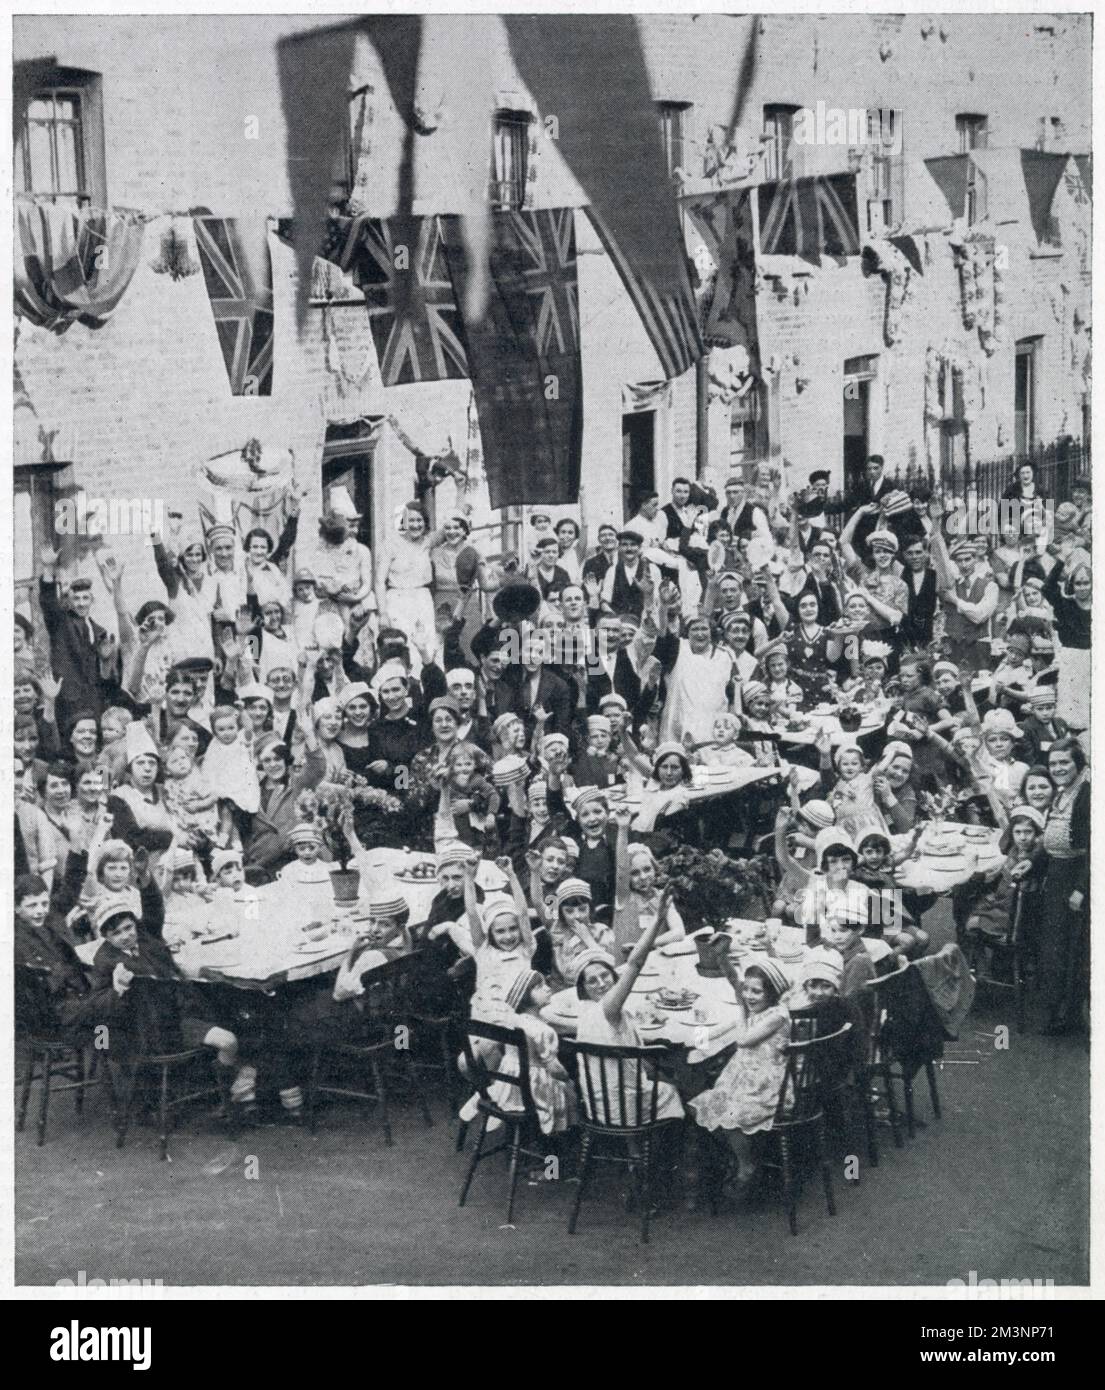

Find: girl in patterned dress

[692,954,791,1190]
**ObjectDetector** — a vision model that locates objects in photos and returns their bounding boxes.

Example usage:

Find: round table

[539,925,891,1064]
[776,706,886,748]
[891,822,1003,895]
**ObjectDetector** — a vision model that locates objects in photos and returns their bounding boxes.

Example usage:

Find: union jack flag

[350,215,470,386]
[192,217,274,396]
[501,205,580,356]
[585,205,702,380]
[440,207,581,508]
[757,173,861,261]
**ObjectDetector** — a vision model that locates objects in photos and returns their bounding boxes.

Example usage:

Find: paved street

[16,980,1088,1288]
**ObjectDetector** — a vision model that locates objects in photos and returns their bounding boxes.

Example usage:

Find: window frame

[489,108,533,212]
[657,100,693,180]
[16,68,106,209]
[762,103,801,182]
[955,112,989,154]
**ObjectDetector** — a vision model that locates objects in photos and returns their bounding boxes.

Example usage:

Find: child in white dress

[201,704,261,844]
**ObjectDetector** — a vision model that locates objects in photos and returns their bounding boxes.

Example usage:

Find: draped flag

[585,206,702,379]
[277,17,421,327]
[924,154,971,222]
[15,202,145,332]
[1019,150,1070,244]
[192,217,275,396]
[350,215,470,386]
[506,14,702,380]
[757,173,861,261]
[440,207,581,508]
[684,188,759,359]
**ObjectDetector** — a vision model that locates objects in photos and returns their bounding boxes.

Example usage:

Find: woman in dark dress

[1037,738,1090,1035]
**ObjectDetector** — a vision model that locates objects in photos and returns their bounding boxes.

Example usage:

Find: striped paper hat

[492,754,529,787]
[554,878,593,912]
[366,888,408,919]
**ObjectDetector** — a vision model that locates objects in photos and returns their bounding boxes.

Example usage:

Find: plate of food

[393,861,439,883]
[962,826,992,841]
[293,940,339,955]
[659,940,699,958]
[656,986,699,1012]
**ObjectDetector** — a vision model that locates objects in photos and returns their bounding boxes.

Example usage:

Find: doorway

[320,417,383,548]
[843,355,877,493]
[622,410,656,520]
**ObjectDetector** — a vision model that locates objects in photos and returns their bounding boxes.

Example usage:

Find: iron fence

[821,438,1089,531]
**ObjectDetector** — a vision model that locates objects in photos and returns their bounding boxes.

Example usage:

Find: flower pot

[330,869,361,905]
[694,931,729,978]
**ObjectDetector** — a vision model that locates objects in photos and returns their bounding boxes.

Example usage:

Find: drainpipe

[696,350,710,480]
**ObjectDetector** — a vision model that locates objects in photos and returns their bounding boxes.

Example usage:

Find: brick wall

[14,12,1092,624]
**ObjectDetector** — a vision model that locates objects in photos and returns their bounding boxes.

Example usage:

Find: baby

[698,713,755,769]
[162,743,220,844]
[201,704,261,844]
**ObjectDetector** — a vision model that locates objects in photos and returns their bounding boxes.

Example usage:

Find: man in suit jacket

[849,455,898,562]
[38,558,109,736]
[584,611,657,724]
[717,473,774,568]
[500,631,573,736]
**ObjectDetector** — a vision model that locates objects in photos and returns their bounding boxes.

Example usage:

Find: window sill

[1029,248,1064,260]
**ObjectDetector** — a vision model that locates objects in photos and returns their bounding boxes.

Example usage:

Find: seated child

[852,828,928,959]
[89,891,256,1112]
[611,805,685,956]
[459,969,577,1136]
[698,713,756,770]
[569,715,621,789]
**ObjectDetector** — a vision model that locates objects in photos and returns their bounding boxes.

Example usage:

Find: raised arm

[602,883,672,1022]
[495,855,535,956]
[840,502,878,570]
[463,857,485,950]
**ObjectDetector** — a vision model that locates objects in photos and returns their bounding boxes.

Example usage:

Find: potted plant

[319,788,360,905]
[659,845,778,939]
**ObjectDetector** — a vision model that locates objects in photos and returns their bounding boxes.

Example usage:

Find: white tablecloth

[540,925,889,1064]
[892,822,1003,894]
[776,707,885,748]
[75,850,506,990]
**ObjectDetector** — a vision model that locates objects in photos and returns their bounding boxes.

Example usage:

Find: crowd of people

[14,454,1091,1169]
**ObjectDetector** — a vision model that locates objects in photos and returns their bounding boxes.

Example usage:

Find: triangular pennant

[924,154,971,221]
[1020,150,1070,243]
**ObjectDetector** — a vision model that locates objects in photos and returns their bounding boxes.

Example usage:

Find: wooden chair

[307,952,433,1145]
[862,961,911,1149]
[15,965,118,1147]
[965,884,1028,1034]
[757,1024,852,1236]
[113,979,233,1162]
[563,1038,682,1244]
[456,1021,549,1226]
[406,948,470,1113]
[790,1002,876,1175]
[864,961,943,1142]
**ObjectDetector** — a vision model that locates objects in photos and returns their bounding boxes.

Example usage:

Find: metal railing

[820,438,1089,530]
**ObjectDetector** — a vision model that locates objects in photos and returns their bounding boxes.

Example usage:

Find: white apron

[660,643,732,745]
